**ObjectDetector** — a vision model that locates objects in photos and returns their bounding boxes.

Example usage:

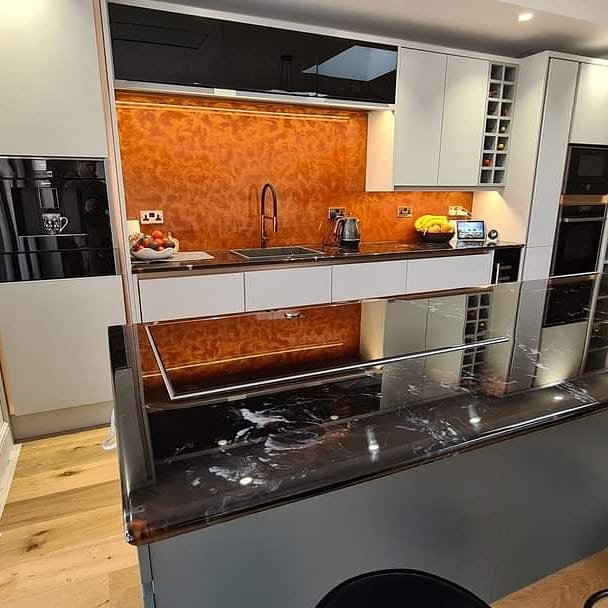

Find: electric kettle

[334,216,361,247]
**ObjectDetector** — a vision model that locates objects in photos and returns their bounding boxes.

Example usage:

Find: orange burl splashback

[116,91,473,251]
[139,303,362,390]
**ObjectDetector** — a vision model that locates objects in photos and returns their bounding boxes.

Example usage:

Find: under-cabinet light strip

[115,100,353,121]
[144,326,509,402]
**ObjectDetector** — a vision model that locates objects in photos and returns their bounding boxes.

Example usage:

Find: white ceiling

[160,0,608,57]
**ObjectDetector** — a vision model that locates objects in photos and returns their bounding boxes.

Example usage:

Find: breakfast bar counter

[111,277,608,608]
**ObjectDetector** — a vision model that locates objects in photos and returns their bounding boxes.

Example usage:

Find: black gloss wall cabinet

[108,4,397,104]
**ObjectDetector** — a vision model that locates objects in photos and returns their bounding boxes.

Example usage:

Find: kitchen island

[111,276,608,607]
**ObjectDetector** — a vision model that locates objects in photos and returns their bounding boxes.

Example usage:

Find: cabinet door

[331,261,407,302]
[0,0,107,157]
[245,267,331,311]
[528,59,578,248]
[110,3,226,90]
[438,56,489,186]
[570,63,608,145]
[139,274,245,322]
[393,49,447,186]
[406,253,492,294]
[0,276,125,416]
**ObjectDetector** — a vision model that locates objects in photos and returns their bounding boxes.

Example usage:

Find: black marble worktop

[131,240,523,275]
[112,276,607,545]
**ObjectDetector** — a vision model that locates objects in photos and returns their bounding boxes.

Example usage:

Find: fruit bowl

[418,230,455,244]
[131,247,176,261]
[129,231,179,261]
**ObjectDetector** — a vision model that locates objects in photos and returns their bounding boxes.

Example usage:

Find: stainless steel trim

[561,217,606,223]
[549,272,598,280]
[560,195,608,205]
[144,325,174,398]
[144,329,509,402]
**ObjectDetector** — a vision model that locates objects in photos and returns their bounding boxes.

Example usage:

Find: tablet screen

[457,220,485,240]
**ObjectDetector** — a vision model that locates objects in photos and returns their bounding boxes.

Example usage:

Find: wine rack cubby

[479,63,518,187]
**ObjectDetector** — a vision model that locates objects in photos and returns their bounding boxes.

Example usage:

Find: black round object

[584,590,608,608]
[316,569,491,608]
[418,231,454,243]
[487,229,499,241]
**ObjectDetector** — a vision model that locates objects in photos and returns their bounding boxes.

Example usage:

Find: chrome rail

[144,326,509,402]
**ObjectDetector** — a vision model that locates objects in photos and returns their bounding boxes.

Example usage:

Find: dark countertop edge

[131,241,524,277]
[125,390,605,546]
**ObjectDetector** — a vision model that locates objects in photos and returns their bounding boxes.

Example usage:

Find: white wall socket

[140,210,164,224]
[448,206,469,217]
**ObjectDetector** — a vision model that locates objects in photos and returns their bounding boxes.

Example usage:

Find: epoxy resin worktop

[111,275,607,545]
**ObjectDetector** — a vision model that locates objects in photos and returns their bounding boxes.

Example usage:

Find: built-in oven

[564,145,608,196]
[551,202,607,277]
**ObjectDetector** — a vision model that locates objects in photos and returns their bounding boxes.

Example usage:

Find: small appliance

[486,229,499,244]
[333,216,360,247]
[456,220,485,242]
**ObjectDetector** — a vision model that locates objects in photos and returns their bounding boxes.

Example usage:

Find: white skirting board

[0,421,18,518]
[10,401,113,441]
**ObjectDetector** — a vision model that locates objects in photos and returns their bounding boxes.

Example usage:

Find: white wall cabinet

[139,273,245,322]
[438,56,489,186]
[393,48,489,187]
[331,261,407,302]
[393,49,446,186]
[570,63,608,146]
[0,0,107,157]
[0,276,125,416]
[406,253,493,294]
[245,267,331,312]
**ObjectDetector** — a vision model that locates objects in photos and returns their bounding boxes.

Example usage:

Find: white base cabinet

[245,267,331,312]
[0,276,125,416]
[406,254,492,294]
[331,261,407,302]
[137,254,497,320]
[139,273,245,322]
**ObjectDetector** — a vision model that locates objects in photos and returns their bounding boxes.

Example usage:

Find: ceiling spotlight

[518,12,534,22]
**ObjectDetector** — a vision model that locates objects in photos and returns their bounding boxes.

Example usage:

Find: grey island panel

[146,408,608,608]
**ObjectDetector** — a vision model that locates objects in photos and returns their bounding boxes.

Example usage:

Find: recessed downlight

[518,12,534,22]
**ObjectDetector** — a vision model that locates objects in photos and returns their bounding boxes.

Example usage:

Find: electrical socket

[328,207,346,220]
[448,206,469,217]
[140,210,164,224]
[397,206,412,218]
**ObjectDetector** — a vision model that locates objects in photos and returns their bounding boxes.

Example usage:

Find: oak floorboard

[0,426,607,607]
[493,547,608,608]
[0,427,140,608]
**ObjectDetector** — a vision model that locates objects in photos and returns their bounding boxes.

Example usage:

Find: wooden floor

[0,427,608,607]
[0,427,140,608]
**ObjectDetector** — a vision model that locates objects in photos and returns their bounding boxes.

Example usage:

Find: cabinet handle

[284,311,302,319]
[561,217,605,223]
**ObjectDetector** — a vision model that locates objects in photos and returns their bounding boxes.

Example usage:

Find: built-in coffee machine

[0,158,116,281]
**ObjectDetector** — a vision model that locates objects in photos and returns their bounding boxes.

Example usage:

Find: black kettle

[334,216,361,247]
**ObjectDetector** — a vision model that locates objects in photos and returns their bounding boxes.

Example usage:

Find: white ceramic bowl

[131,247,176,261]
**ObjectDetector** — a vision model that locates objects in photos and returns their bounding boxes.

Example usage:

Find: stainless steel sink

[231,246,326,260]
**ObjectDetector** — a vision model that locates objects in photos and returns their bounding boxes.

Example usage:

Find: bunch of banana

[414,214,454,234]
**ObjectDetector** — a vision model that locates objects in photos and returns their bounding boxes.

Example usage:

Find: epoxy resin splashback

[116,91,473,251]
